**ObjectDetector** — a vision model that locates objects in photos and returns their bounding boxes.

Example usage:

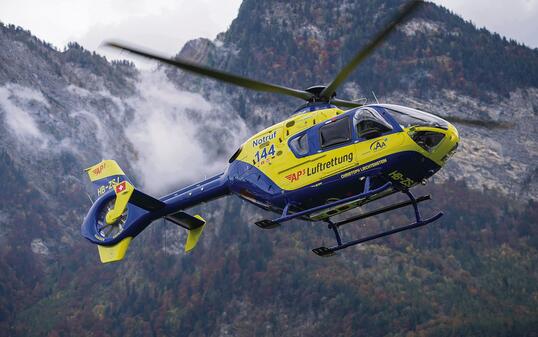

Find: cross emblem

[115,181,127,194]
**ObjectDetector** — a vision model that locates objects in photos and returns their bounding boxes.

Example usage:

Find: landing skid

[255,177,392,229]
[312,189,443,257]
[254,177,443,256]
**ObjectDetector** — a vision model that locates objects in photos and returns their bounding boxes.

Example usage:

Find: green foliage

[1,1,537,336]
[2,180,536,337]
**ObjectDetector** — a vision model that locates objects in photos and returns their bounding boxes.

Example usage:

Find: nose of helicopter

[438,122,459,163]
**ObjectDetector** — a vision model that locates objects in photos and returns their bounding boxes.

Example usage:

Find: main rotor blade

[331,98,365,108]
[105,41,313,101]
[320,0,423,100]
[440,116,514,129]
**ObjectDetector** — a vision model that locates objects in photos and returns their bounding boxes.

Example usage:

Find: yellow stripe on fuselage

[236,107,457,191]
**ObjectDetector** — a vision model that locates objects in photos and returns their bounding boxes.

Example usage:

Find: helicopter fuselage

[224,103,459,220]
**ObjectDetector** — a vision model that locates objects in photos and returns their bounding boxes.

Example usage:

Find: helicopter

[82,0,485,263]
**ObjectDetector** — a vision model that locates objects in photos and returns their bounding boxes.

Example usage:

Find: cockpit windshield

[380,104,449,130]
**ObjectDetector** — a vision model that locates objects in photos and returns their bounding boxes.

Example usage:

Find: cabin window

[319,117,351,149]
[290,133,309,155]
[354,107,393,139]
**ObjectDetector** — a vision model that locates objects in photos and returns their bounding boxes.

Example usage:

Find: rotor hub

[305,85,336,101]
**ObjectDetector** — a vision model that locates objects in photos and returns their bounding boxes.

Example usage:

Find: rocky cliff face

[168,0,538,200]
[0,1,537,335]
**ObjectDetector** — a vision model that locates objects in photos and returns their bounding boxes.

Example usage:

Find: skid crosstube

[254,177,443,256]
[255,178,392,229]
[312,189,443,257]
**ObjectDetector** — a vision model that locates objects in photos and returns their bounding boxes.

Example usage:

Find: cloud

[69,110,116,158]
[0,72,249,197]
[0,0,242,66]
[1,0,536,53]
[125,69,248,195]
[0,84,48,141]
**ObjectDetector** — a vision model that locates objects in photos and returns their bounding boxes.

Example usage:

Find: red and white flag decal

[115,181,127,194]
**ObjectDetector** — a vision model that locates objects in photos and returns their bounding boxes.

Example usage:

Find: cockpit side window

[289,133,309,156]
[319,117,351,149]
[354,107,393,139]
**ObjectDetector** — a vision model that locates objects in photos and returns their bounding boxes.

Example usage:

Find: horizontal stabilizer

[166,211,205,230]
[97,237,132,263]
[130,189,165,211]
[166,212,206,252]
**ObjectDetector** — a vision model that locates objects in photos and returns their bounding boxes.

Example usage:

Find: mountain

[0,1,537,336]
[220,0,537,98]
[168,0,538,200]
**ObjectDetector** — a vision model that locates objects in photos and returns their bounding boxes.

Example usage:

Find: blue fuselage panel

[226,150,441,214]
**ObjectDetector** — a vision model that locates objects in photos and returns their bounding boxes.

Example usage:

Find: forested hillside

[6,182,538,337]
[0,1,537,336]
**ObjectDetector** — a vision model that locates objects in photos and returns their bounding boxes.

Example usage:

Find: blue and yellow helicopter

[82,1,473,262]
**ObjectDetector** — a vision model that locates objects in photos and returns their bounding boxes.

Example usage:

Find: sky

[0,0,537,65]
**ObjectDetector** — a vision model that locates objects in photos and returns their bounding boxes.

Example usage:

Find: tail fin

[82,160,207,263]
[84,160,139,263]
[85,159,130,198]
[97,237,132,263]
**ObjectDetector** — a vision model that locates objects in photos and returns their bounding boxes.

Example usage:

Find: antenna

[372,91,380,104]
